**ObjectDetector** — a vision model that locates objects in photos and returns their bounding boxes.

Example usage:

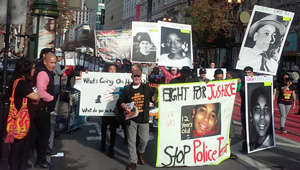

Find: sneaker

[50,111,58,116]
[230,153,237,159]
[281,127,287,133]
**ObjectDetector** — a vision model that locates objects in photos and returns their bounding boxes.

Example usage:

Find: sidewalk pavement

[0,115,57,170]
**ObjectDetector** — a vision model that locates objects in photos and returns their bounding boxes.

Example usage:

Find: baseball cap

[171,67,177,71]
[199,68,206,74]
[132,69,142,76]
[180,66,192,77]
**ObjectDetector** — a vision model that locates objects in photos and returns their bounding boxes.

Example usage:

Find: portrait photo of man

[236,8,293,75]
[246,83,275,153]
[132,32,156,63]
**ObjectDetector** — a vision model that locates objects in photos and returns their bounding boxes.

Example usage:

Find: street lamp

[227,0,241,4]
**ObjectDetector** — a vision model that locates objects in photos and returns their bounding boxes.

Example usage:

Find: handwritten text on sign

[157,80,237,167]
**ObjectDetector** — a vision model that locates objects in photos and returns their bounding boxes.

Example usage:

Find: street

[49,99,300,170]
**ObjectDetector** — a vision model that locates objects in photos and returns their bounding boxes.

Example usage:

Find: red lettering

[207,84,215,100]
[230,83,236,95]
[193,139,218,164]
[217,137,229,157]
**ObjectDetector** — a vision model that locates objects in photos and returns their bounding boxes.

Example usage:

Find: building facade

[103,0,123,30]
[122,0,189,29]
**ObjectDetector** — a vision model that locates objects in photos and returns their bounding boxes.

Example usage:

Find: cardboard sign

[79,72,146,116]
[156,80,237,167]
[245,76,275,153]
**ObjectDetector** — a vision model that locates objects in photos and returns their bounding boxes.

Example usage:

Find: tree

[57,0,74,35]
[181,0,243,47]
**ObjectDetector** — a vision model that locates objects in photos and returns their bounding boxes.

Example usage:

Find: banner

[157,21,193,68]
[38,16,55,58]
[156,80,237,167]
[79,72,146,116]
[236,5,294,75]
[131,21,158,63]
[96,30,132,63]
[245,76,275,153]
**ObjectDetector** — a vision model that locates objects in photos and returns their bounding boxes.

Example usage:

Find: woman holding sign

[278,73,296,133]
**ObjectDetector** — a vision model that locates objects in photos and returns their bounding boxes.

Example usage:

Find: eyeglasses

[133,75,141,77]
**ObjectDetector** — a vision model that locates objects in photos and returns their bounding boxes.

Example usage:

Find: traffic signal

[71,20,76,28]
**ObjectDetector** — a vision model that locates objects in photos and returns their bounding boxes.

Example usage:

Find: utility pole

[0,0,12,158]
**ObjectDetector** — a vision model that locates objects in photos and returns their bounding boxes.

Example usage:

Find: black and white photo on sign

[246,77,275,153]
[64,52,76,66]
[131,21,158,63]
[157,21,193,68]
[236,5,294,75]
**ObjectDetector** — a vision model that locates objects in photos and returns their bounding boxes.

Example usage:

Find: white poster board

[131,21,158,63]
[38,16,55,58]
[197,68,226,80]
[236,5,294,75]
[245,76,275,153]
[157,21,193,68]
[79,72,146,116]
[156,80,237,167]
[64,52,76,66]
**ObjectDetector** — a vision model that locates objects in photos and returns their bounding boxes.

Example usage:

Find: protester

[249,86,274,150]
[278,73,296,133]
[148,67,163,83]
[8,58,40,170]
[169,66,197,83]
[159,66,180,84]
[240,66,254,150]
[212,69,237,159]
[100,63,120,158]
[119,69,158,170]
[210,61,216,68]
[213,69,223,81]
[33,52,57,168]
[198,67,209,83]
[53,55,66,114]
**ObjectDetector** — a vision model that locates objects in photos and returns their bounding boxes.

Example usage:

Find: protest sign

[131,21,158,63]
[64,52,76,66]
[79,72,146,116]
[156,80,237,167]
[157,21,193,68]
[245,76,275,153]
[197,68,226,80]
[96,30,132,63]
[68,90,87,132]
[236,5,294,75]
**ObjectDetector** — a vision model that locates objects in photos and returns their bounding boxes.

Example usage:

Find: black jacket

[118,83,155,123]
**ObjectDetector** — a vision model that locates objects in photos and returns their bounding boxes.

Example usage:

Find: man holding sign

[119,69,158,170]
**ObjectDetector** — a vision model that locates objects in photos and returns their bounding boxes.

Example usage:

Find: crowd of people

[4,46,299,170]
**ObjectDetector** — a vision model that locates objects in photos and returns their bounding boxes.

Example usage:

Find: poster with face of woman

[236,5,294,75]
[246,76,275,153]
[157,21,193,68]
[131,21,158,63]
[38,16,55,58]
